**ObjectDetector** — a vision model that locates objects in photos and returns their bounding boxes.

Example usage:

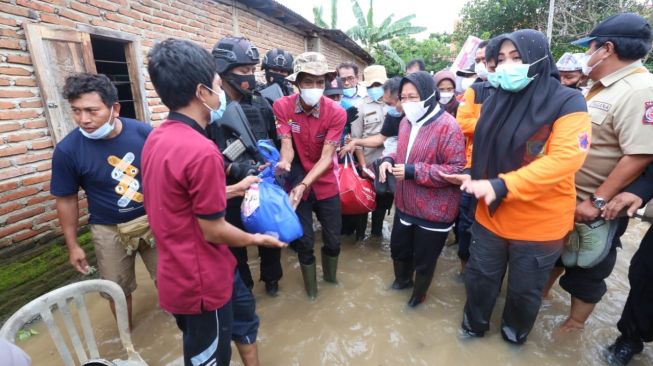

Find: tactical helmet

[261,48,294,74]
[212,36,260,74]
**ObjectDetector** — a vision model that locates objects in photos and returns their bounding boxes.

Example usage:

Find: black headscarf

[485,34,508,64]
[471,29,582,184]
[400,71,440,123]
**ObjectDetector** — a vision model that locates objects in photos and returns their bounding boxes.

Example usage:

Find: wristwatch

[590,194,607,210]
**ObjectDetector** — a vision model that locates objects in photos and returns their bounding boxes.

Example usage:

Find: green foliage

[313,0,339,29]
[373,34,456,77]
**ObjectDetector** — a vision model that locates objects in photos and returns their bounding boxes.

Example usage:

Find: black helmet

[212,36,260,74]
[261,48,294,74]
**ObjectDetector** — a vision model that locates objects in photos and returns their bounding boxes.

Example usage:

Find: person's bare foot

[559,317,585,332]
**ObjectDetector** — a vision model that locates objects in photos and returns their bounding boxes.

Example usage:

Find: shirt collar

[167,111,207,137]
[294,95,321,118]
[600,60,645,87]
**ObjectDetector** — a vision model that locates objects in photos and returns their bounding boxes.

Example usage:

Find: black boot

[264,280,279,297]
[603,336,644,366]
[391,260,413,289]
[407,269,434,307]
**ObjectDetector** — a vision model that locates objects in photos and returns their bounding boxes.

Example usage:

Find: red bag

[338,154,376,214]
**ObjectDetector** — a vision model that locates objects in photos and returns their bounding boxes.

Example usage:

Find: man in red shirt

[143,39,284,366]
[274,52,346,299]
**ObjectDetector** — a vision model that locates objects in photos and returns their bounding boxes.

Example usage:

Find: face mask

[230,73,256,92]
[199,85,226,124]
[386,106,402,117]
[461,77,475,90]
[475,62,489,80]
[580,47,604,77]
[487,72,500,88]
[266,71,287,86]
[79,106,115,139]
[343,87,356,98]
[367,86,384,102]
[495,55,547,92]
[340,99,353,110]
[300,88,324,107]
[439,91,454,105]
[402,92,435,123]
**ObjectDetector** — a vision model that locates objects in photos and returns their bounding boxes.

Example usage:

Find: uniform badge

[577,132,589,151]
[289,120,300,133]
[643,101,653,125]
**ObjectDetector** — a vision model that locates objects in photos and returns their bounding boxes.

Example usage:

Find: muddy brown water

[15,217,653,365]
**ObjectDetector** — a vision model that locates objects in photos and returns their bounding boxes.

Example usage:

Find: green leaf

[330,0,338,29]
[313,6,328,28]
[350,0,367,28]
[367,0,374,29]
[30,329,39,335]
[17,329,31,341]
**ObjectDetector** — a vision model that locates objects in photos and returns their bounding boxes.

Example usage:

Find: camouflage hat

[556,52,583,72]
[286,52,336,83]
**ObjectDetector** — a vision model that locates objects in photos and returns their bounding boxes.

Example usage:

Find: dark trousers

[617,224,653,345]
[345,193,394,237]
[456,191,475,261]
[230,246,282,289]
[389,213,448,274]
[293,194,342,265]
[560,216,629,303]
[462,223,563,343]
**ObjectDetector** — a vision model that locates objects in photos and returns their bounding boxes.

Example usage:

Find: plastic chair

[0,279,147,366]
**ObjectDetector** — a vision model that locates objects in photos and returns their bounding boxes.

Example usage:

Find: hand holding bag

[338,153,376,215]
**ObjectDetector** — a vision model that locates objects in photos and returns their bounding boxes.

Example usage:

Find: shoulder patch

[578,131,589,151]
[589,101,611,112]
[644,101,653,125]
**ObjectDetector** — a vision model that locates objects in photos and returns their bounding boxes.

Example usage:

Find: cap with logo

[286,52,336,83]
[572,12,652,47]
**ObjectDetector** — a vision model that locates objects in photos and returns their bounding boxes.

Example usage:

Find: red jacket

[388,110,466,225]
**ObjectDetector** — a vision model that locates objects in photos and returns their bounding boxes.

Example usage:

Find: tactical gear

[212,36,260,74]
[259,83,284,103]
[261,48,294,73]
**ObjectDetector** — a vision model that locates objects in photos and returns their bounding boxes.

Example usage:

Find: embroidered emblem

[526,141,545,157]
[644,101,653,125]
[589,101,611,112]
[289,120,300,133]
[578,132,589,151]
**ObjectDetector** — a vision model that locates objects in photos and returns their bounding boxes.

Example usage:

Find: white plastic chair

[0,279,147,366]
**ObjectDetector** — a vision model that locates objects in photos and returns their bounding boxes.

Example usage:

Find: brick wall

[0,0,369,255]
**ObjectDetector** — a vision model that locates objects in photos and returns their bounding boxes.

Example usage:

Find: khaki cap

[363,65,388,87]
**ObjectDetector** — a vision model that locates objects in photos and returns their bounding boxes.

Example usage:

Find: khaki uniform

[351,96,386,165]
[575,60,653,202]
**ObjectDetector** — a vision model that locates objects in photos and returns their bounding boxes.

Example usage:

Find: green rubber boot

[300,263,318,300]
[321,248,339,284]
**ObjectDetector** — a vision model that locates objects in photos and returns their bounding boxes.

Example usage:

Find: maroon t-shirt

[273,94,346,200]
[142,115,236,314]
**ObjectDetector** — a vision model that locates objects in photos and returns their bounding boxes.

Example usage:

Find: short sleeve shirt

[350,96,386,163]
[575,61,653,201]
[142,113,236,314]
[274,94,346,200]
[50,118,151,225]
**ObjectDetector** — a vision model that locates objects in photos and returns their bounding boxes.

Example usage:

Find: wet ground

[16,217,653,365]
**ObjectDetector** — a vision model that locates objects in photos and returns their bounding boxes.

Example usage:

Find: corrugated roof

[233,0,375,64]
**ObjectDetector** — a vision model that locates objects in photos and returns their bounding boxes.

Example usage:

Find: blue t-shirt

[51,118,152,225]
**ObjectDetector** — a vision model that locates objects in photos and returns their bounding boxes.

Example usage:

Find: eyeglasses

[341,75,357,83]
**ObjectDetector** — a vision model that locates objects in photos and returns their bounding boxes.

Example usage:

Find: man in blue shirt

[50,73,156,329]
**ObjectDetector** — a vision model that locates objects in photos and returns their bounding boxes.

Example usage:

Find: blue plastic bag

[240,140,303,243]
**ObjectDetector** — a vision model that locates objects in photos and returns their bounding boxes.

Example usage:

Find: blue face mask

[367,86,384,102]
[386,106,402,117]
[79,106,115,140]
[487,72,500,88]
[496,55,547,92]
[343,87,356,98]
[210,90,227,124]
[340,99,353,110]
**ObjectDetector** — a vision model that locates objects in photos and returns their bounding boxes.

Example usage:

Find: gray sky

[276,0,468,38]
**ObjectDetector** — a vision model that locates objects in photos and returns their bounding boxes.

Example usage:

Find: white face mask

[439,92,454,105]
[475,62,489,80]
[300,88,324,107]
[580,47,604,77]
[461,77,475,90]
[402,92,435,123]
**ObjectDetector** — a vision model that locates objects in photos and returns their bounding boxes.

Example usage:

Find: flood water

[16,216,653,365]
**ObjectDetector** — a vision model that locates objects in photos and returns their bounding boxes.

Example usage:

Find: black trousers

[293,194,342,265]
[389,213,448,274]
[462,223,563,343]
[617,224,653,345]
[230,246,282,289]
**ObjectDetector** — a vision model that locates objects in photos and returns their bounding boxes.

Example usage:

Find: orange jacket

[475,112,591,241]
[456,88,482,169]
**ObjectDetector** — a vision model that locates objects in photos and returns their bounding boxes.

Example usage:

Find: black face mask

[228,73,257,94]
[266,70,287,85]
[565,83,580,90]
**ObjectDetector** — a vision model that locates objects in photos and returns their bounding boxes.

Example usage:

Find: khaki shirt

[351,96,385,165]
[575,60,653,201]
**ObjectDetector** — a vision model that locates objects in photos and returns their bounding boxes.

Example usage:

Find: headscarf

[484,34,508,64]
[471,29,583,185]
[433,70,459,116]
[399,71,439,123]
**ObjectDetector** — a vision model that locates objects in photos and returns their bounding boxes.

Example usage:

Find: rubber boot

[391,260,414,289]
[407,269,435,308]
[300,263,318,300]
[321,249,339,284]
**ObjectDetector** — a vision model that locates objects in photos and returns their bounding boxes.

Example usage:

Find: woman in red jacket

[379,71,466,307]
